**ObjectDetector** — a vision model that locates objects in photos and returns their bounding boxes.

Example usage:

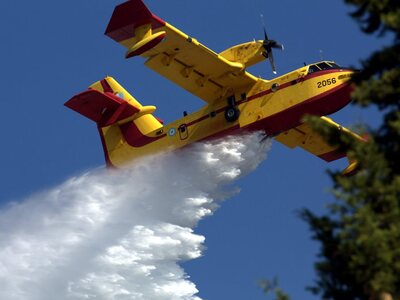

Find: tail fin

[65,77,163,166]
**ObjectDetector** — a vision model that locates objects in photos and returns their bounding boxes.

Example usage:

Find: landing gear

[224,95,240,122]
[224,106,240,122]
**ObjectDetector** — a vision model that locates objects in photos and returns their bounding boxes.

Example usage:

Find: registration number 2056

[317,78,337,88]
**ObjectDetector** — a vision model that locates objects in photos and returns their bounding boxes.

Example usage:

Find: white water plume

[0,133,271,300]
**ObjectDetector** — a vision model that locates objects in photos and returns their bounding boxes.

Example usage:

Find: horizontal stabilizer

[65,89,140,127]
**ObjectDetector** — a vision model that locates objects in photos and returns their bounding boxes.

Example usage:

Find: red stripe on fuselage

[120,122,166,147]
[256,83,353,134]
[245,80,293,103]
[98,126,114,167]
[190,82,351,162]
[186,70,353,129]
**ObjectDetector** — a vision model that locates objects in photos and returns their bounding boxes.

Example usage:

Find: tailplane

[65,77,163,166]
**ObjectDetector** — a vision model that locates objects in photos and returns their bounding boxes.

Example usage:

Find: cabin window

[308,65,321,74]
[178,124,189,140]
[271,83,280,92]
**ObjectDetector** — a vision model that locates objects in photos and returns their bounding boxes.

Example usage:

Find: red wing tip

[64,90,99,108]
[318,149,346,162]
[125,32,166,58]
[105,0,165,42]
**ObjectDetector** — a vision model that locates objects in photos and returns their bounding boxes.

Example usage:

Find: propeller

[260,14,284,74]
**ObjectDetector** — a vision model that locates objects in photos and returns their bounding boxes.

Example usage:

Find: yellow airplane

[65,0,364,175]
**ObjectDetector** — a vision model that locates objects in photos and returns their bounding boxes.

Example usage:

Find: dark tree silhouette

[302,1,400,299]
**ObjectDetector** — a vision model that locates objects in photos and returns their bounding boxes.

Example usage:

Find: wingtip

[105,0,165,42]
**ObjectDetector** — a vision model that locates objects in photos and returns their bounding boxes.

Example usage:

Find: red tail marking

[65,90,140,126]
[100,79,114,93]
[120,122,166,147]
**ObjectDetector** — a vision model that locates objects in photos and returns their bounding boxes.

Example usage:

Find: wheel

[224,107,240,122]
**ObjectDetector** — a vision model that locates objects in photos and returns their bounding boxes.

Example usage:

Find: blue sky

[0,0,387,299]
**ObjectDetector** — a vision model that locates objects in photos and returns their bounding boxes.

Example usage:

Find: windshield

[307,61,342,74]
[316,62,332,70]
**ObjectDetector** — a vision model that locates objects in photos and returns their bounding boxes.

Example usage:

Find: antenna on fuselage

[319,49,324,61]
[259,14,284,75]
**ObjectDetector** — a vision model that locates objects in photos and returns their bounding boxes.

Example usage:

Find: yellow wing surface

[275,117,365,174]
[105,0,258,104]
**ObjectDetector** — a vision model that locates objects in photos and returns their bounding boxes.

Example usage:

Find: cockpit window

[307,61,342,74]
[317,62,331,70]
[328,62,341,69]
[308,65,321,74]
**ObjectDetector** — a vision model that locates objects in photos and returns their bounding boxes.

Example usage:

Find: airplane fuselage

[98,62,353,167]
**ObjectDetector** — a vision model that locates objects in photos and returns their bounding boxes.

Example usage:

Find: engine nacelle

[219,41,266,69]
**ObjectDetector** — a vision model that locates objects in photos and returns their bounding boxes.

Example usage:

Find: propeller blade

[259,14,283,74]
[271,42,284,50]
[263,27,269,41]
[268,50,277,74]
[260,14,269,40]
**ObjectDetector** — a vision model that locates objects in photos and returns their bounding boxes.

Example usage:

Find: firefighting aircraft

[65,0,364,174]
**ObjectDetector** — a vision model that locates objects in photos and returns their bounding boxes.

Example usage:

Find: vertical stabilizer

[65,77,163,166]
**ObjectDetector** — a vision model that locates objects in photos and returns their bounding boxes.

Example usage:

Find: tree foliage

[259,278,291,300]
[301,1,400,299]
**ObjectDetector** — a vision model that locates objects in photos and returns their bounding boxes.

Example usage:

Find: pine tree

[301,1,400,299]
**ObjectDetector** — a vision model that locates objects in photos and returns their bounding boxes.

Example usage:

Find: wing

[105,0,258,104]
[274,117,365,173]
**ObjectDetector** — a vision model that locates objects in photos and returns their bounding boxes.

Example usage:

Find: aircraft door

[178,124,189,140]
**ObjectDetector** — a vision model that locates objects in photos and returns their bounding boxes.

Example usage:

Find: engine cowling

[219,41,266,69]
